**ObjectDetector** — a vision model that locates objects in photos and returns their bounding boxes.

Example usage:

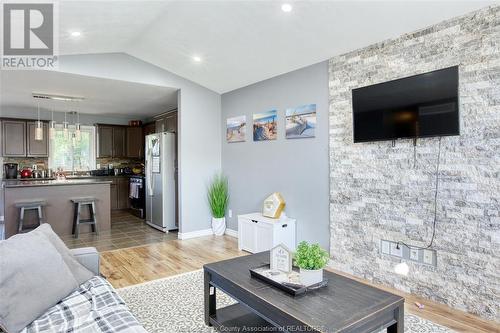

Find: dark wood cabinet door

[117,178,130,209]
[155,118,165,133]
[143,122,156,137]
[164,113,177,132]
[27,122,49,157]
[113,127,126,158]
[2,120,26,157]
[97,125,113,158]
[126,127,143,158]
[110,184,119,210]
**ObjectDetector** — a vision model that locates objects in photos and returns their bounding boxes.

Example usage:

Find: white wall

[56,53,221,234]
[221,61,330,249]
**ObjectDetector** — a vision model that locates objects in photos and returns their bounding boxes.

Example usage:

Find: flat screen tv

[352,66,459,143]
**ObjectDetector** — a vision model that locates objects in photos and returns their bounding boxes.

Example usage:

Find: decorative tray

[249,264,328,296]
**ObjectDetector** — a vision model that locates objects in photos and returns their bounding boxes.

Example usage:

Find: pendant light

[75,112,81,141]
[35,102,44,141]
[63,112,69,139]
[49,109,56,140]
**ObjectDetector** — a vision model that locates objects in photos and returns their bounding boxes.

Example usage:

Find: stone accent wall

[328,6,499,321]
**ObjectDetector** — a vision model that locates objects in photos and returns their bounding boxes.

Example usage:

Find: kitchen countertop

[66,174,144,179]
[2,178,113,188]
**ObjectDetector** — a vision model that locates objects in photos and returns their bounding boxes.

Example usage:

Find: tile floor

[61,211,178,251]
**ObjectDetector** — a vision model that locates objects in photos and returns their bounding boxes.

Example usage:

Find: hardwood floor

[100,234,246,288]
[100,236,499,333]
[326,268,500,333]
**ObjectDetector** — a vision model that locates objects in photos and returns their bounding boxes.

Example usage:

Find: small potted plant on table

[294,241,329,286]
[207,173,229,236]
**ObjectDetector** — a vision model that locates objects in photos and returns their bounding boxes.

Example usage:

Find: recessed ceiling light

[193,56,202,63]
[281,3,293,12]
[70,31,81,37]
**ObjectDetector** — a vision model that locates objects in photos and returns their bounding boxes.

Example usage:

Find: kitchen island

[2,179,111,238]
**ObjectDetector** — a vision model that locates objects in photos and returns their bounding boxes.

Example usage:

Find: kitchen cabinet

[97,125,113,158]
[1,119,50,158]
[155,118,166,133]
[143,122,156,137]
[237,213,296,253]
[96,125,128,158]
[164,113,177,132]
[153,111,177,133]
[2,120,27,157]
[112,127,126,158]
[27,122,49,157]
[108,177,130,211]
[110,182,119,210]
[117,177,130,209]
[126,127,143,158]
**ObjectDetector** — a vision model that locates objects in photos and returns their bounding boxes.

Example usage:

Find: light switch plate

[381,240,390,255]
[409,249,419,261]
[228,209,233,218]
[423,249,434,265]
[390,243,403,257]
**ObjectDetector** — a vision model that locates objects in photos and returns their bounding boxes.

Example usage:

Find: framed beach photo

[253,110,277,141]
[226,115,246,143]
[285,104,316,139]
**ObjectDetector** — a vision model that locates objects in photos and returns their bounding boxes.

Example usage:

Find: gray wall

[329,6,499,320]
[57,53,221,235]
[221,61,330,249]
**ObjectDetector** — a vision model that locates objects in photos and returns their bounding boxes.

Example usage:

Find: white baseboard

[177,228,214,240]
[225,228,238,238]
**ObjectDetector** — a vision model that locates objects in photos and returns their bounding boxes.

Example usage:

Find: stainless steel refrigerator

[145,132,176,232]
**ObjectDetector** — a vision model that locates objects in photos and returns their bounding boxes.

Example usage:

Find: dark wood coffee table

[204,252,404,333]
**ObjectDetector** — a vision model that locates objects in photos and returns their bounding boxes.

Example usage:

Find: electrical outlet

[423,249,435,265]
[390,243,403,257]
[228,209,233,218]
[381,240,390,255]
[409,249,419,261]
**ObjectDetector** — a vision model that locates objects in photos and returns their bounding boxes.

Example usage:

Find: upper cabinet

[155,117,165,133]
[112,126,126,158]
[1,119,49,158]
[2,120,26,157]
[153,111,177,133]
[126,127,143,158]
[143,122,156,137]
[96,124,144,159]
[97,125,114,158]
[27,121,49,157]
[164,113,177,132]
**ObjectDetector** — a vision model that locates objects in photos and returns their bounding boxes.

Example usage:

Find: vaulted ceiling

[56,1,500,93]
[1,71,178,118]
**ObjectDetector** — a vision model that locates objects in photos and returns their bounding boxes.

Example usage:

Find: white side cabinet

[237,213,296,253]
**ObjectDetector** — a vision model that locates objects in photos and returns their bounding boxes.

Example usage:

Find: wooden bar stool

[15,200,46,233]
[71,197,98,239]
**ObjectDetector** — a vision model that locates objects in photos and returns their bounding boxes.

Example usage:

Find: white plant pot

[299,268,323,287]
[212,217,226,236]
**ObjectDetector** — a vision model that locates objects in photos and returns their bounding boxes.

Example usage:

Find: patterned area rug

[117,270,454,333]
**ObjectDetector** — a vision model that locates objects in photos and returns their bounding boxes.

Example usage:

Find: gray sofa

[70,246,101,276]
[20,247,147,333]
[0,225,146,333]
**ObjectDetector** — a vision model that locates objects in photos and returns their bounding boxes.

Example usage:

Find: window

[49,125,96,171]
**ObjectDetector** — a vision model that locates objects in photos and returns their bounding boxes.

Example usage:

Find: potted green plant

[207,173,229,236]
[294,241,330,286]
